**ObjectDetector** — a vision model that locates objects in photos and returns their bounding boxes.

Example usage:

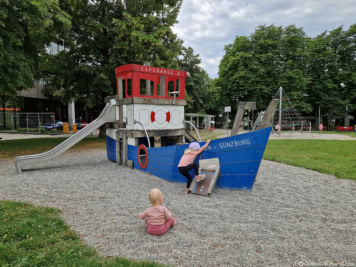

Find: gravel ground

[0,149,355,267]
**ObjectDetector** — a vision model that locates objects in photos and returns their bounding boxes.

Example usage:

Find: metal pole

[184,120,201,142]
[226,112,229,137]
[14,105,17,130]
[11,114,14,130]
[134,120,151,148]
[279,87,282,130]
[318,106,321,132]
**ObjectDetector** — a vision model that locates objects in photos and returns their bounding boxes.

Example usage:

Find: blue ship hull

[106,127,272,191]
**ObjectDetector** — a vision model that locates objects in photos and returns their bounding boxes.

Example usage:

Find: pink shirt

[139,205,172,225]
[178,150,199,167]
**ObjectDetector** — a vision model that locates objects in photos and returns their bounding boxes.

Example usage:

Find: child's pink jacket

[139,205,172,225]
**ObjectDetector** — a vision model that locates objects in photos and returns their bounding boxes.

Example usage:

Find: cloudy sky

[173,0,356,78]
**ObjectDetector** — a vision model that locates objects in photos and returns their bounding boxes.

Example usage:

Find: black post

[3,101,6,130]
[13,104,17,129]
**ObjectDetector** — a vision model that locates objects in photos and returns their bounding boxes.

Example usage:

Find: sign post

[225,106,231,136]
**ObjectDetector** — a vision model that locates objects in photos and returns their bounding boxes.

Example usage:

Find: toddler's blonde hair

[149,188,162,206]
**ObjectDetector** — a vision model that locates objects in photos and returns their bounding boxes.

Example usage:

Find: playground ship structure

[106,64,273,192]
[16,64,274,192]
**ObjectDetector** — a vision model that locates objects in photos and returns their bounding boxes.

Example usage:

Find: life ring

[150,105,170,128]
[137,144,148,169]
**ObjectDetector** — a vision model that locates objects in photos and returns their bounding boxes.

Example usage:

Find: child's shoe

[195,174,206,182]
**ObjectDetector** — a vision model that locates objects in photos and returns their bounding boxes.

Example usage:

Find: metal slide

[15,101,117,173]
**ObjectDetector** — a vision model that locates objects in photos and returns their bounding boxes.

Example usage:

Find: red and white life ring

[150,105,170,128]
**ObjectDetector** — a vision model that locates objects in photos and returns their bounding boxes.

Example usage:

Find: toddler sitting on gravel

[139,188,176,236]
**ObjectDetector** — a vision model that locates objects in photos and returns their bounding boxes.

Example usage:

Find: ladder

[189,158,220,196]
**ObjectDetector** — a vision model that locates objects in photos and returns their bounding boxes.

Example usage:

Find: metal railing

[0,112,55,133]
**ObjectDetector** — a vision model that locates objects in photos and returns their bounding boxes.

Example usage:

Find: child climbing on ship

[139,188,176,236]
[178,140,211,194]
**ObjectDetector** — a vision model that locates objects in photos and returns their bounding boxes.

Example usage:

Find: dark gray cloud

[173,0,356,78]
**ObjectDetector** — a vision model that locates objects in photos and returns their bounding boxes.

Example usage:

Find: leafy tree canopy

[217,24,356,121]
[306,25,356,118]
[178,46,218,114]
[217,25,311,115]
[0,0,70,104]
[43,0,183,108]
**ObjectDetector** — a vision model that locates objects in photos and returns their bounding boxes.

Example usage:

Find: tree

[217,25,311,116]
[43,0,183,110]
[178,46,217,114]
[306,25,356,123]
[0,0,70,104]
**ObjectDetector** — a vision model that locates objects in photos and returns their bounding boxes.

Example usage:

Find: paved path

[0,129,100,141]
[214,129,356,140]
[269,132,356,140]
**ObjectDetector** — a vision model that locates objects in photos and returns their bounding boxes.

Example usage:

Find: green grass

[264,140,356,180]
[189,130,223,141]
[0,137,106,158]
[0,201,161,266]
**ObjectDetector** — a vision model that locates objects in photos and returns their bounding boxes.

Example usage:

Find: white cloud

[173,0,356,78]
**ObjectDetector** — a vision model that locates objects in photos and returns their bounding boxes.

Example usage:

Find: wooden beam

[244,102,256,110]
[231,102,246,136]
[154,136,161,147]
[258,99,279,129]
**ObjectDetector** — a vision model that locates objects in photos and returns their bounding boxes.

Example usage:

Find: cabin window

[156,82,166,97]
[176,79,180,97]
[122,79,126,98]
[168,81,174,96]
[156,83,161,96]
[168,79,180,98]
[126,78,132,97]
[140,79,154,96]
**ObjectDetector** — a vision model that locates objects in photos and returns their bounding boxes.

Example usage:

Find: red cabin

[115,64,187,100]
